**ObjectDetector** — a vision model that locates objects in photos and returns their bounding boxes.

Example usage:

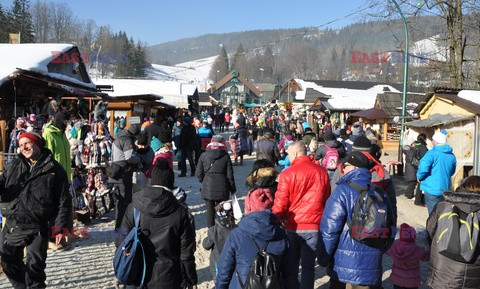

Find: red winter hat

[245,188,274,214]
[18,132,44,149]
[400,223,416,243]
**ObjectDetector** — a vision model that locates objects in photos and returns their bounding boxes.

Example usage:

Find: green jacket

[43,123,72,181]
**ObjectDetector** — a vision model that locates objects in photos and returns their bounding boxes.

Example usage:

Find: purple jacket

[386,240,430,287]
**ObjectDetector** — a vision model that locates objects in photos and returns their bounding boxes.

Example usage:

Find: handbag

[231,193,243,220]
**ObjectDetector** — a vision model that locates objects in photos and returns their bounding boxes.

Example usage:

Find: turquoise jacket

[417,144,456,196]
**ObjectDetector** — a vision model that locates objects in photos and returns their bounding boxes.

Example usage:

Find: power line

[165,2,378,77]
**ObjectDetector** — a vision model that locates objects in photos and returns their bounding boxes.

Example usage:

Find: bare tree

[278,43,320,80]
[50,2,77,43]
[31,0,50,42]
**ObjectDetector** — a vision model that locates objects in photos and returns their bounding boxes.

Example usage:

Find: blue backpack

[113,207,146,286]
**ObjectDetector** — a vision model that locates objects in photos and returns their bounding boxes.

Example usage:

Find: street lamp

[390,0,409,162]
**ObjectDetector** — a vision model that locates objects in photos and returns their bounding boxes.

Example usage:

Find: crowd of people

[1,101,479,289]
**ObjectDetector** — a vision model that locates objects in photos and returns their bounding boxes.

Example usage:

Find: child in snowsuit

[386,223,430,289]
[202,201,235,283]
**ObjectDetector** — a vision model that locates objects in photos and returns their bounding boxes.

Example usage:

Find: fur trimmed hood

[442,189,480,213]
[246,167,278,190]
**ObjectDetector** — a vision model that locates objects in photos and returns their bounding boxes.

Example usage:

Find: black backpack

[347,182,395,249]
[435,204,480,263]
[236,236,280,289]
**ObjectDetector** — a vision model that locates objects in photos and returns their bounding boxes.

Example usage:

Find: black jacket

[117,186,197,289]
[202,217,234,278]
[403,140,428,182]
[196,147,236,200]
[256,139,280,165]
[178,124,197,150]
[0,149,72,241]
[426,189,480,289]
[144,123,162,145]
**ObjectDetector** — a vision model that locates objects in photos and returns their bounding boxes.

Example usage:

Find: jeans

[424,192,442,214]
[285,231,318,289]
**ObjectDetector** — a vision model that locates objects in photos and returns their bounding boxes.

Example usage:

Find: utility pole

[390,0,409,163]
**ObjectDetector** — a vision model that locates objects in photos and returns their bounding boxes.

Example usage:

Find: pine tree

[209,45,229,82]
[0,3,9,43]
[10,0,34,43]
[231,43,247,75]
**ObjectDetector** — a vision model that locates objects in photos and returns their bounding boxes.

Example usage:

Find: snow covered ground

[0,142,430,289]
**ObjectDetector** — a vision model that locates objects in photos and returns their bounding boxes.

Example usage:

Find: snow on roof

[294,79,388,110]
[0,43,94,88]
[458,90,480,105]
[149,55,217,85]
[94,78,200,108]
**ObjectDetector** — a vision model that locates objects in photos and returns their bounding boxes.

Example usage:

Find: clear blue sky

[41,0,370,45]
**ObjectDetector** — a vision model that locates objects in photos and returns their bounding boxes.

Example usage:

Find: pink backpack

[322,145,339,170]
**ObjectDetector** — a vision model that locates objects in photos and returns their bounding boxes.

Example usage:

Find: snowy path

[0,148,430,289]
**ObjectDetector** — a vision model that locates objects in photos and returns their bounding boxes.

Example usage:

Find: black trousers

[405,180,417,199]
[204,199,227,228]
[0,228,49,289]
[179,149,195,175]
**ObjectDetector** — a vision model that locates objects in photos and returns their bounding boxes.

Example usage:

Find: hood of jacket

[43,122,63,136]
[204,147,228,160]
[433,143,453,153]
[116,128,132,139]
[443,189,480,213]
[133,186,179,218]
[246,167,278,190]
[237,210,281,241]
[389,241,421,261]
[325,139,342,148]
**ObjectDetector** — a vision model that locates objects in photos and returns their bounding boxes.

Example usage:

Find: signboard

[129,116,141,124]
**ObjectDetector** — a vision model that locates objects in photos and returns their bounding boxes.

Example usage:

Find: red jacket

[272,155,331,231]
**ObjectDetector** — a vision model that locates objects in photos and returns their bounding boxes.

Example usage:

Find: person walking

[202,201,235,283]
[256,128,281,166]
[215,188,293,289]
[196,135,236,228]
[178,117,197,177]
[417,129,456,213]
[402,133,428,203]
[230,120,248,166]
[272,141,331,289]
[317,151,395,289]
[386,223,430,289]
[426,175,480,289]
[246,117,258,156]
[0,132,72,289]
[109,125,141,230]
[42,111,72,181]
[116,159,197,289]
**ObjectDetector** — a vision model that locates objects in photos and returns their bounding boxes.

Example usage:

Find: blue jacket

[317,168,392,286]
[417,144,456,196]
[216,210,291,289]
[198,126,213,139]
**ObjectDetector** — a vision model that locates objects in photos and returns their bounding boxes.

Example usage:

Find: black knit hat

[352,135,372,152]
[343,151,372,169]
[151,158,174,189]
[137,133,148,146]
[323,132,335,141]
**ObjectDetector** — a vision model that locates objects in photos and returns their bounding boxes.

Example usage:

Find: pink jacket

[145,149,173,178]
[386,240,430,288]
